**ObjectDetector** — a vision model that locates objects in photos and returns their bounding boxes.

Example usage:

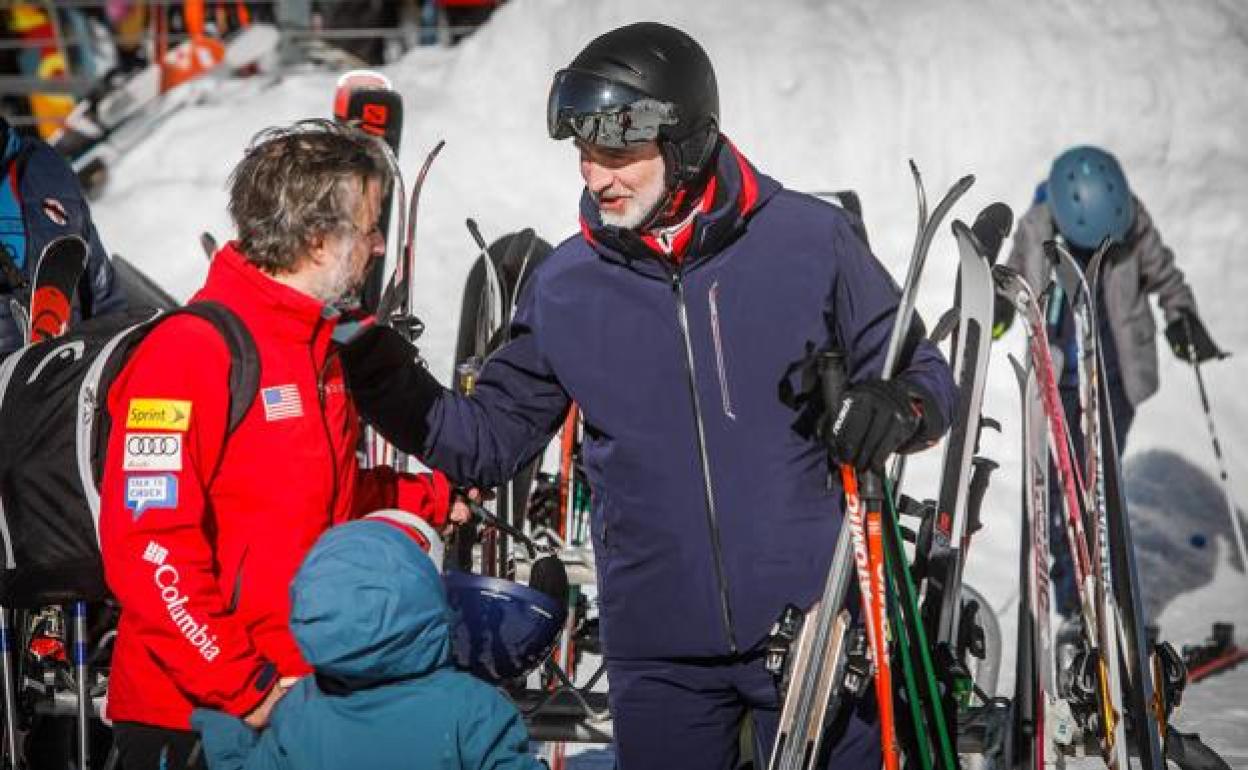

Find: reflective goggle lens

[547,69,678,148]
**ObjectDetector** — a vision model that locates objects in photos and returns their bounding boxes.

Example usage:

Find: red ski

[1188,647,1248,684]
[26,235,89,344]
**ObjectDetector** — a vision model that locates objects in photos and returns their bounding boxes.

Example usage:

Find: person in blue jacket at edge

[190,513,544,770]
[339,22,957,769]
[0,116,125,355]
[995,145,1225,625]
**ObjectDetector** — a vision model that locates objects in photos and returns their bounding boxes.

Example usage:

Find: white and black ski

[923,212,1007,653]
[1085,243,1167,770]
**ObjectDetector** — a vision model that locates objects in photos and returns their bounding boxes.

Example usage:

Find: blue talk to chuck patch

[125,474,179,519]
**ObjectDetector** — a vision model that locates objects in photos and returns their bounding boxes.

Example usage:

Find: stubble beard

[313,240,366,309]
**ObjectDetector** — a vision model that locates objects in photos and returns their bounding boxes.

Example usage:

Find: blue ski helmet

[443,569,567,683]
[1046,146,1135,250]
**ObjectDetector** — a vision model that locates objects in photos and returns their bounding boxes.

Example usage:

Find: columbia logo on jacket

[144,540,221,662]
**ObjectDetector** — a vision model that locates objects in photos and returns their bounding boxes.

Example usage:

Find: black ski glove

[1164,309,1227,364]
[338,324,444,454]
[821,379,935,472]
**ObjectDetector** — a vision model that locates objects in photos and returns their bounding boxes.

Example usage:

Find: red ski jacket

[99,244,451,730]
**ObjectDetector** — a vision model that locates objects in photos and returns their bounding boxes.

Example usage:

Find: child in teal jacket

[191,516,544,770]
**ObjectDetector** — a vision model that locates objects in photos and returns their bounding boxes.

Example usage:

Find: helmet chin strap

[636,137,714,233]
[629,141,679,232]
[637,185,676,233]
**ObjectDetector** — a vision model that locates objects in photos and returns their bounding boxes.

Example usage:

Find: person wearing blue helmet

[190,511,544,770]
[997,145,1225,620]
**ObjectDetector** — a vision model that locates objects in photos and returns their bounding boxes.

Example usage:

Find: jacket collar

[192,242,339,353]
[578,136,781,278]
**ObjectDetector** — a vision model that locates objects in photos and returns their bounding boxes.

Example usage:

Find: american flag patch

[261,384,303,421]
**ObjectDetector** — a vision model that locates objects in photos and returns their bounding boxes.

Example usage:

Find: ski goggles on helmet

[547,68,679,148]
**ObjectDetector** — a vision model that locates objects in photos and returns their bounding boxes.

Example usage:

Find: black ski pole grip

[817,349,849,410]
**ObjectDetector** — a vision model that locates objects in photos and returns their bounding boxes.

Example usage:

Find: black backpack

[0,302,258,607]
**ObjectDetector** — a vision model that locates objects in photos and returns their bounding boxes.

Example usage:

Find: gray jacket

[1005,196,1195,406]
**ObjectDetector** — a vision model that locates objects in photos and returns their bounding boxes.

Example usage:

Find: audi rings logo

[128,435,181,455]
[122,432,183,472]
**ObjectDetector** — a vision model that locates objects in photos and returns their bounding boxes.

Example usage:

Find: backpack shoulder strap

[173,301,260,434]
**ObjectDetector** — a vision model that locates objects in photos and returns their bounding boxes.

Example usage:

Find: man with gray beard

[99,120,465,770]
[341,23,956,769]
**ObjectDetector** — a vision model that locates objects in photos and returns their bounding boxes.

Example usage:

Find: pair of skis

[331,69,446,471]
[1003,243,1238,770]
[996,238,1165,769]
[769,164,976,770]
[997,256,1120,767]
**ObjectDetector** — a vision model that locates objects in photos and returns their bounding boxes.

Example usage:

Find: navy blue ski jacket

[396,141,955,660]
[0,118,125,356]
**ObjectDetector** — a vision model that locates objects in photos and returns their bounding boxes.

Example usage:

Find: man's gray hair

[227,119,393,273]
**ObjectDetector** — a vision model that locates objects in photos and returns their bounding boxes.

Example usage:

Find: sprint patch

[125,474,179,518]
[123,432,183,472]
[127,398,191,431]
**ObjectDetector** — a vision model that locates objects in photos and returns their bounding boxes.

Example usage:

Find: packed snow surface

[93,0,1248,764]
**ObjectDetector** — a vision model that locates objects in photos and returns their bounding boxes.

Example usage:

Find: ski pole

[1183,317,1248,573]
[0,607,19,770]
[73,601,90,770]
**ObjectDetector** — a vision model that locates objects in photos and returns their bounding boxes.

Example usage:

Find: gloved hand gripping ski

[823,379,941,471]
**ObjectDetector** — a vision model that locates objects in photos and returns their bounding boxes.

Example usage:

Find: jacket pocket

[219,545,249,614]
[708,281,737,420]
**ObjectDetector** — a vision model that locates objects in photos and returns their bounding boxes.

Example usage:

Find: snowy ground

[91,0,1248,765]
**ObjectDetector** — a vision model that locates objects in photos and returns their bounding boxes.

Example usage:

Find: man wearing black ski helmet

[998,145,1225,621]
[547,21,720,227]
[341,21,957,769]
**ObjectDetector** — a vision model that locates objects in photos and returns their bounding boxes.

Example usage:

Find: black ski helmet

[547,22,720,186]
[1046,146,1136,250]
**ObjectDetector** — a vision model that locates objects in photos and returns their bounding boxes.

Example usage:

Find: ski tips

[42,233,89,258]
[334,68,393,95]
[200,231,218,260]
[990,262,1021,289]
[465,218,488,251]
[970,202,1013,264]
